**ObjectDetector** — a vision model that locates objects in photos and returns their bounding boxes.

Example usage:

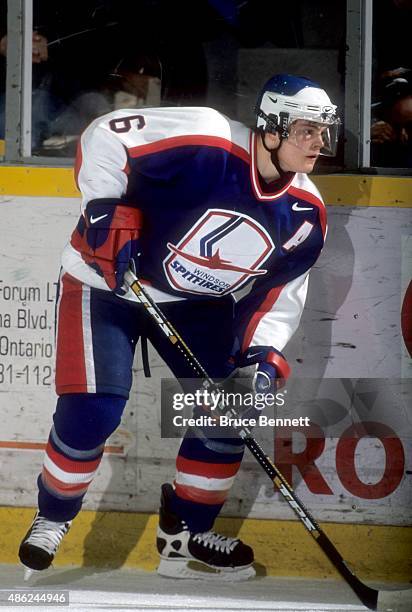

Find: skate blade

[22,564,51,582]
[23,566,38,581]
[157,558,256,582]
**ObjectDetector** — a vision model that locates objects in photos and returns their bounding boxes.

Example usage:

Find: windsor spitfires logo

[163,209,275,296]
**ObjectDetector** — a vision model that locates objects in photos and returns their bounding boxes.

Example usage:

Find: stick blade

[350,581,378,610]
[378,587,412,611]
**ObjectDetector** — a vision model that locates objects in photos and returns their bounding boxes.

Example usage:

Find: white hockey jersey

[63,107,327,353]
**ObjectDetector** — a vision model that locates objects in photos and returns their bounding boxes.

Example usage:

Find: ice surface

[0,564,389,611]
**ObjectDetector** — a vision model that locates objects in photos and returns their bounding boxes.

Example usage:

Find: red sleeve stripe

[289,185,327,238]
[173,482,229,505]
[128,135,250,164]
[74,140,83,191]
[241,285,284,353]
[176,456,241,479]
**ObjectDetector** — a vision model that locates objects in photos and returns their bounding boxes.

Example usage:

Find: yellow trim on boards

[0,165,411,206]
[313,174,412,207]
[0,166,78,198]
[2,507,411,582]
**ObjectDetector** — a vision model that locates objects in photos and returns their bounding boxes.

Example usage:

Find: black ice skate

[19,511,71,579]
[156,484,255,581]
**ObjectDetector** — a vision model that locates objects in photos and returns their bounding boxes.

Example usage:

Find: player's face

[279,120,327,173]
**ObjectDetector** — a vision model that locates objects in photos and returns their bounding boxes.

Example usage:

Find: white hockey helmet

[255,74,341,156]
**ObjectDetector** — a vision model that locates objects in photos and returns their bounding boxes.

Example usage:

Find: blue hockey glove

[235,346,291,393]
[71,199,143,295]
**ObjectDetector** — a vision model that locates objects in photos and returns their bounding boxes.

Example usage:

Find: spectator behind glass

[372,0,412,96]
[0,2,167,155]
[108,54,162,110]
[0,18,57,149]
[371,68,412,168]
[0,1,126,153]
[0,1,212,155]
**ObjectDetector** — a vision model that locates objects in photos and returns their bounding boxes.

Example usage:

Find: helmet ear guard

[254,108,290,144]
[254,107,279,134]
[254,108,292,176]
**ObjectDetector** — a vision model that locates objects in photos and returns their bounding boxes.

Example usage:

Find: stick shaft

[125,270,378,610]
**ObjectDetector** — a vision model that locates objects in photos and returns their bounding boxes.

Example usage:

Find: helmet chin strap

[259,128,287,177]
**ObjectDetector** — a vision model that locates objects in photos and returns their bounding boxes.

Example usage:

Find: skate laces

[25,514,70,554]
[193,531,239,554]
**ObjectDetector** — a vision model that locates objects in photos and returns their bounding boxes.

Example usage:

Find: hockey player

[19,74,340,580]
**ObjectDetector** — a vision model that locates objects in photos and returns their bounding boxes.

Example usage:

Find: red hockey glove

[235,346,291,392]
[71,199,143,294]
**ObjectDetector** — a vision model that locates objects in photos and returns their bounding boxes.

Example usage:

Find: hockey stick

[125,269,409,611]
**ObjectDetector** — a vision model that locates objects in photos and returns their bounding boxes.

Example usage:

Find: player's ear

[264,131,280,150]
